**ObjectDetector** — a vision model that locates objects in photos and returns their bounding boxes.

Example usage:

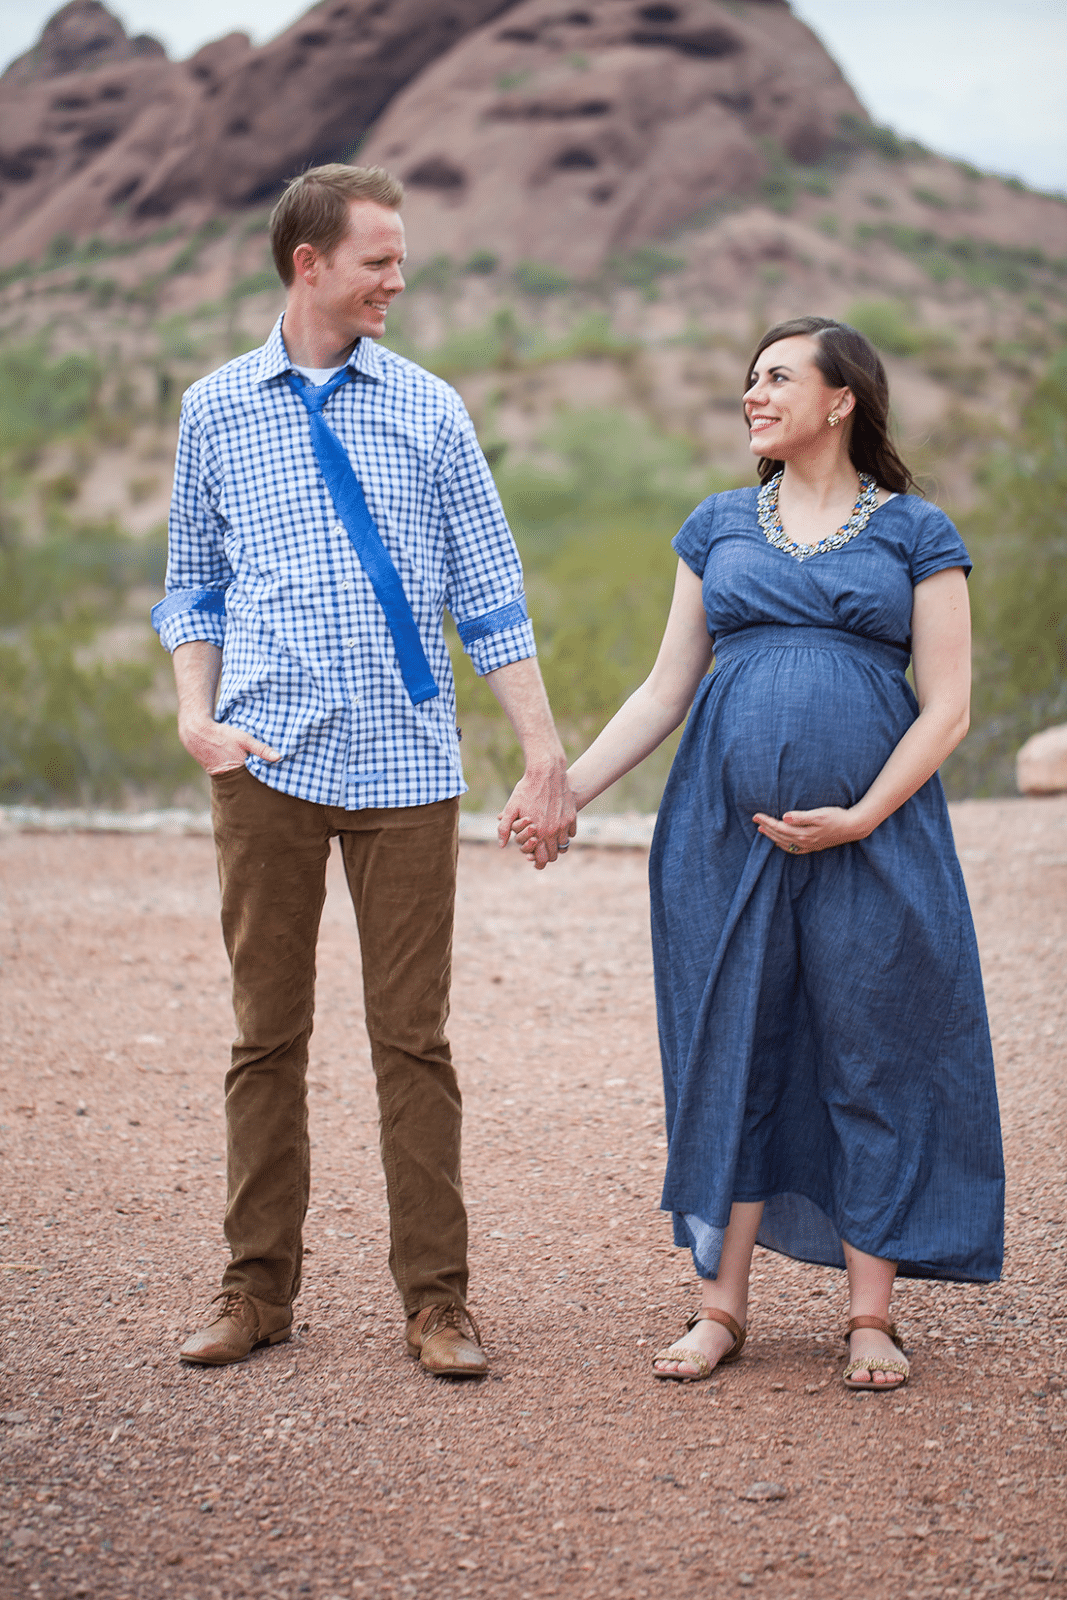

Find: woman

[519,316,1004,1389]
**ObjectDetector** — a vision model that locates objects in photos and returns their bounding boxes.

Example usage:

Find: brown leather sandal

[652,1307,747,1383]
[842,1315,910,1391]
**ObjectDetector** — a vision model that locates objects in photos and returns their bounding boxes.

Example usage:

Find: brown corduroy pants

[209,765,466,1316]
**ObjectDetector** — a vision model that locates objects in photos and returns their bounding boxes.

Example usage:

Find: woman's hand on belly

[754,805,870,856]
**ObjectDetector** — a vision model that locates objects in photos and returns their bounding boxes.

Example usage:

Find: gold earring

[827,413,841,427]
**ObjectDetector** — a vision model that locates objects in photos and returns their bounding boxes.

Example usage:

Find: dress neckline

[756,471,885,563]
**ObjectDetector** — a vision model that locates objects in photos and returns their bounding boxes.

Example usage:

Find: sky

[1,0,1064,193]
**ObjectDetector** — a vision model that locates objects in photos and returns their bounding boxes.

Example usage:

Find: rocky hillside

[2,0,1064,503]
[0,0,1065,805]
[0,0,869,271]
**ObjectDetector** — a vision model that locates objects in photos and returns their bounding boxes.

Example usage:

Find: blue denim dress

[651,488,1004,1283]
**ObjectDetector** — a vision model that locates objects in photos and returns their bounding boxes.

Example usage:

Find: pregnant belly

[699,640,915,817]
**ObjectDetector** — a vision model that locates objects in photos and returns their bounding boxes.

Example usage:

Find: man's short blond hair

[269,164,404,286]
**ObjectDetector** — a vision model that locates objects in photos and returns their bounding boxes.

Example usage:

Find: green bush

[854,224,1065,295]
[0,340,101,454]
[407,255,454,292]
[845,299,943,359]
[604,247,685,290]
[838,115,924,163]
[0,626,196,804]
[514,260,571,297]
[230,270,280,300]
[944,349,1067,796]
[911,187,950,210]
[760,141,797,214]
[464,250,499,275]
[452,410,729,811]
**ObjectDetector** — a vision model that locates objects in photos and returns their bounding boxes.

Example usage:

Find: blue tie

[285,367,439,705]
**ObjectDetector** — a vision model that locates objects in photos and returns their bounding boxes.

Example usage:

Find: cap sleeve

[671,494,717,576]
[910,501,973,584]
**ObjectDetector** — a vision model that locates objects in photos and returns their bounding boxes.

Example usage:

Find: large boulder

[360,0,867,274]
[1016,725,1067,795]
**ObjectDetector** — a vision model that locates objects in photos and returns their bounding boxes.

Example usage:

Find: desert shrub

[407,255,454,292]
[464,250,499,275]
[911,187,950,210]
[846,300,925,357]
[760,141,797,214]
[845,299,951,359]
[0,340,101,454]
[229,270,280,300]
[837,115,924,163]
[452,410,730,811]
[0,626,195,804]
[854,224,1065,295]
[166,218,230,277]
[603,247,685,290]
[514,260,571,296]
[942,349,1067,796]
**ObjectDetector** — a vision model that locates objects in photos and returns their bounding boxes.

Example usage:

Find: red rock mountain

[0,0,524,263]
[0,0,864,269]
[362,0,866,272]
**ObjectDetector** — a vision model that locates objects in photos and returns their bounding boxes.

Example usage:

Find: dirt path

[1,799,1065,1600]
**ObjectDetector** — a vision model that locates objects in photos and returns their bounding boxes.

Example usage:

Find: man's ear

[291,243,319,285]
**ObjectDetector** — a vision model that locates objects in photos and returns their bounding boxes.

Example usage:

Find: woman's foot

[653,1308,745,1379]
[845,1324,909,1388]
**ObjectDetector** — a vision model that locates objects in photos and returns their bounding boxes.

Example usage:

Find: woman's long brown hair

[745,315,919,494]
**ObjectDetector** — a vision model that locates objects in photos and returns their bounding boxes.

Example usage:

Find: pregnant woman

[529,316,1004,1389]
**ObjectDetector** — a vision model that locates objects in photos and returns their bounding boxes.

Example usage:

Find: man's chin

[356,314,389,340]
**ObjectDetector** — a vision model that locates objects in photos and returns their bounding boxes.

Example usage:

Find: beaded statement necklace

[757,470,880,562]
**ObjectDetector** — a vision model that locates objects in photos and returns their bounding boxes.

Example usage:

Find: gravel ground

[1,798,1065,1600]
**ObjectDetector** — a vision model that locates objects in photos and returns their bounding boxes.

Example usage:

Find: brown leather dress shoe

[179,1291,292,1366]
[405,1304,488,1377]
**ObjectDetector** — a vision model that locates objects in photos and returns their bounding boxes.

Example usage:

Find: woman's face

[742,335,851,460]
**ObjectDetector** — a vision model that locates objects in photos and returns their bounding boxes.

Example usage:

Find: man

[153,163,575,1377]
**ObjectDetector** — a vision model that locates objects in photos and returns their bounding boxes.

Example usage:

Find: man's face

[306,200,406,340]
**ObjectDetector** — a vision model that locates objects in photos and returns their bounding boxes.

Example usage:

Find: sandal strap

[843,1357,909,1381]
[844,1316,902,1348]
[686,1306,743,1345]
[653,1343,712,1379]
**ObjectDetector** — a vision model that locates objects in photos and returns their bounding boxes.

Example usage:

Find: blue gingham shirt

[152,316,536,809]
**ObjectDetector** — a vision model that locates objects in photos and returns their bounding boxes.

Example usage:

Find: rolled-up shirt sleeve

[440,407,537,676]
[150,400,232,653]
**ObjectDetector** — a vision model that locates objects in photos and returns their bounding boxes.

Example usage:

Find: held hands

[754,805,870,855]
[178,713,281,777]
[497,767,578,870]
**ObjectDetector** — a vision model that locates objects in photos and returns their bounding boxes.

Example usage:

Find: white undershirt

[292,363,345,385]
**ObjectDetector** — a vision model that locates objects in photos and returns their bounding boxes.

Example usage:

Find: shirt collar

[255,314,385,385]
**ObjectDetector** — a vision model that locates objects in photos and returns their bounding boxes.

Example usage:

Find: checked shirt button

[346,638,357,648]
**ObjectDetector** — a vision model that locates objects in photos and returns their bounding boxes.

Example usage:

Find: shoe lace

[421,1303,483,1346]
[207,1290,251,1322]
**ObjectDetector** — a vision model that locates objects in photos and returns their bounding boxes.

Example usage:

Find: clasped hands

[497,768,577,870]
[497,799,868,867]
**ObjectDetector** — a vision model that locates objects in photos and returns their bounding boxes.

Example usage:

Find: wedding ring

[558,840,571,852]
[788,844,799,854]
